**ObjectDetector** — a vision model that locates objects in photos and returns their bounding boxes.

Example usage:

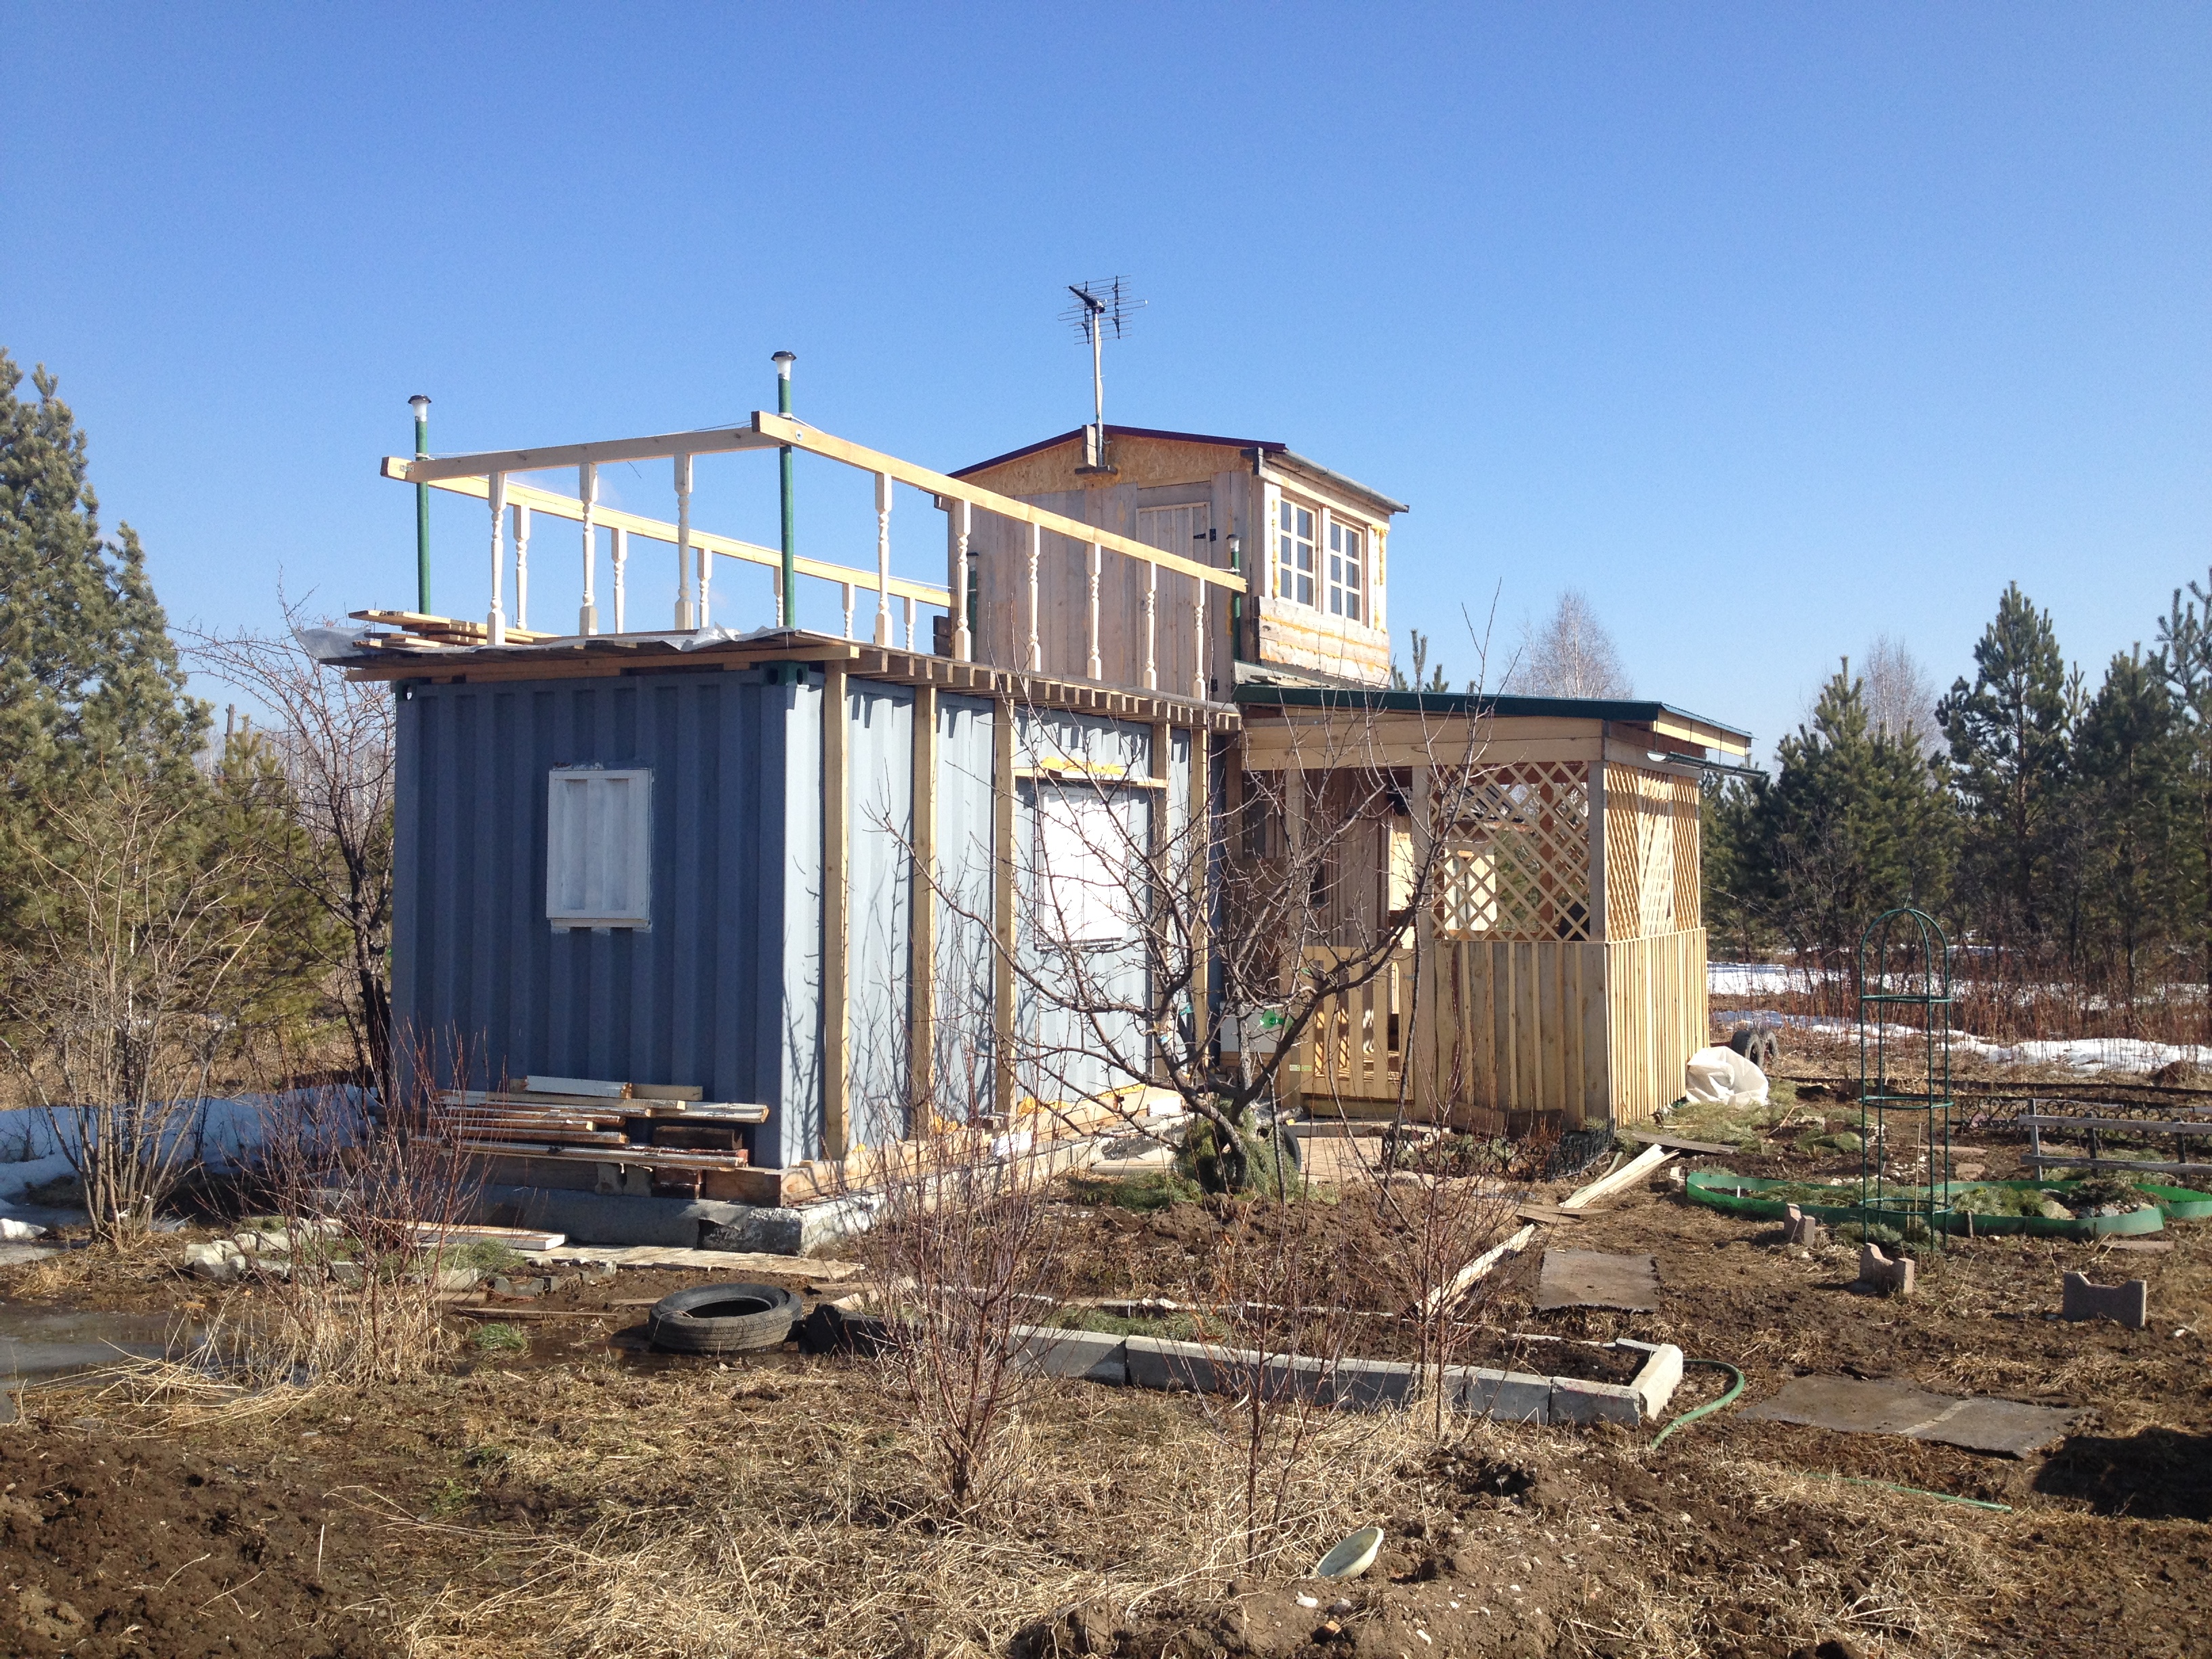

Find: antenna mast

[1061,276,1143,473]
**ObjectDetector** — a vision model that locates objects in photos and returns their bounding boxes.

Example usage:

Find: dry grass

[396,1362,1433,1659]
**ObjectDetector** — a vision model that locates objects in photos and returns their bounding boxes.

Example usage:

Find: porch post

[1412,764,1437,1113]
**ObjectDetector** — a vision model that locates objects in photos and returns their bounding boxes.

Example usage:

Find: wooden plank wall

[1432,938,1610,1128]
[1602,926,1708,1125]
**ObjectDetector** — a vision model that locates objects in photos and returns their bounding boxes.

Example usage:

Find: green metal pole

[409,394,432,614]
[773,352,796,628]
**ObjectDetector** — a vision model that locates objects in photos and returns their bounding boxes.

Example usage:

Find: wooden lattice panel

[1602,766,1701,940]
[1435,761,1591,943]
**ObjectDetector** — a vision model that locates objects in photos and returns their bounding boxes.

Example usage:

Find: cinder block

[1783,1204,1823,1246]
[1330,1357,1420,1410]
[1549,1378,1642,1427]
[1126,1336,1246,1393]
[2062,1271,2148,1330]
[1011,1325,1129,1385]
[1263,1353,1332,1404]
[1629,1344,1685,1419]
[1857,1244,1915,1296]
[1450,1366,1551,1424]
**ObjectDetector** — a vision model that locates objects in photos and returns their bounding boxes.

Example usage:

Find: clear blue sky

[5,4,2207,758]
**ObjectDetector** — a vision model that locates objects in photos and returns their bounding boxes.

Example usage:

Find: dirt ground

[4,1082,2212,1657]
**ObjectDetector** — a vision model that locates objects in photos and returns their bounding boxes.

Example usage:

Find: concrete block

[2062,1271,2148,1330]
[1549,1377,1642,1427]
[1783,1204,1823,1246]
[182,1241,245,1282]
[1450,1366,1551,1424]
[1264,1353,1333,1404]
[1857,1244,1915,1296]
[1012,1326,1128,1385]
[1126,1335,1247,1393]
[1629,1344,1685,1419]
[1330,1357,1420,1410]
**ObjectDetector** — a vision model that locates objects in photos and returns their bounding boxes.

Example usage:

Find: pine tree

[2156,573,2212,1019]
[1729,664,1955,977]
[0,350,207,918]
[2073,649,2186,1025]
[1935,583,2070,962]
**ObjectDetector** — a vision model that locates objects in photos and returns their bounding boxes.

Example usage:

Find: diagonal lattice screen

[1435,760,1591,943]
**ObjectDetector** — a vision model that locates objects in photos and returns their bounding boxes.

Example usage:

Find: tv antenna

[1061,277,1143,472]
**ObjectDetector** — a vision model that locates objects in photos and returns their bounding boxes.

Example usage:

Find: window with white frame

[1275,498,1315,605]
[546,767,652,930]
[1032,786,1139,945]
[1326,518,1365,620]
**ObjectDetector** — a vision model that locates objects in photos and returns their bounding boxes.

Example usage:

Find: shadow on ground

[2036,1427,2212,1520]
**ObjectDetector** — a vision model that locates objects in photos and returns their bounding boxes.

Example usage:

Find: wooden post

[1086,541,1103,680]
[1411,765,1436,1115]
[910,685,939,1123]
[1190,726,1212,1058]
[577,464,598,635]
[1143,563,1158,690]
[1025,523,1042,672]
[874,471,894,647]
[951,498,972,661]
[511,504,531,630]
[673,452,696,630]
[610,524,628,634]
[1283,758,1305,1107]
[486,472,508,646]
[823,662,850,1158]
[993,695,1018,1117]
[1150,718,1170,1081]
[1587,758,1607,941]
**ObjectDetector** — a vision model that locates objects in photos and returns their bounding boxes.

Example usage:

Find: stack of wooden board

[348,608,554,650]
[427,1076,774,1202]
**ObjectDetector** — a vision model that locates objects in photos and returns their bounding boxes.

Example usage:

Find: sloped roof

[952,425,1410,516]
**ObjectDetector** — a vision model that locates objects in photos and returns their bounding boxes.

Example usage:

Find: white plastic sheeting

[1683,1045,1769,1109]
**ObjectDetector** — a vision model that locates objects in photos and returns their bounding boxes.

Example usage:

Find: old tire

[645,1282,801,1355]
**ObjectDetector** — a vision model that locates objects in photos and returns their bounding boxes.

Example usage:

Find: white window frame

[546,766,653,931]
[1326,514,1366,621]
[1031,785,1141,947]
[1275,496,1316,607]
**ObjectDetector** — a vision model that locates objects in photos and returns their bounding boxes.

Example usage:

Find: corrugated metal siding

[844,682,914,1147]
[392,668,824,1168]
[928,695,998,1118]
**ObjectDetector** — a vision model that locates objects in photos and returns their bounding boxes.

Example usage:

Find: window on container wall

[1031,786,1138,945]
[1326,518,1364,621]
[1275,498,1315,605]
[546,767,652,930]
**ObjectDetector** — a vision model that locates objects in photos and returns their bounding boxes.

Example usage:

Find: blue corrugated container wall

[391,666,1168,1169]
[392,667,825,1168]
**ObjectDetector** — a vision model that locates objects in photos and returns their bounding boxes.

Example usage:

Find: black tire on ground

[645,1282,802,1355]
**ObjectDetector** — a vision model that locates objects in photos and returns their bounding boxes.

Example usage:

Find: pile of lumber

[347,609,554,651]
[426,1076,770,1200]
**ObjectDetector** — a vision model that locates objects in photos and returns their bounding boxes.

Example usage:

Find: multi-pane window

[546,767,652,930]
[1327,520,1364,620]
[1275,499,1315,605]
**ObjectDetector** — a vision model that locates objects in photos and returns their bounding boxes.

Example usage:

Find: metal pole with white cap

[409,395,432,613]
[773,351,797,628]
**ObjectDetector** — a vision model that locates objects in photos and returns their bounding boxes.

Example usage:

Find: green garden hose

[1650,1357,1745,1447]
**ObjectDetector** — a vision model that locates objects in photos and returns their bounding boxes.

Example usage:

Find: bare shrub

[866,1121,1065,1513]
[0,771,269,1239]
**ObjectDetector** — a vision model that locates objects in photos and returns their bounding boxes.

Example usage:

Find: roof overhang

[1235,684,1752,756]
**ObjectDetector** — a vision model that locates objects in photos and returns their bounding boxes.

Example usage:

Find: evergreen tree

[1728,665,1955,975]
[1935,583,2070,961]
[2072,649,2186,1024]
[0,350,206,798]
[2156,572,2212,1015]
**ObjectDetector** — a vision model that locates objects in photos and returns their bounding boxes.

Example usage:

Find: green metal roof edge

[1231,682,1752,741]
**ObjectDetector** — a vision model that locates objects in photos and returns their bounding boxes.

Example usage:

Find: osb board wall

[958,434,1252,497]
[1602,765,1701,940]
[1603,926,1708,1126]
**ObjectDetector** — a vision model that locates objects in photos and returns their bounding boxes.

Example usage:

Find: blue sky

[4,3,2207,757]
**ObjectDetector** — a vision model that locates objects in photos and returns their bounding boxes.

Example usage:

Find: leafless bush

[232,1048,485,1385]
[866,1118,1065,1513]
[0,772,268,1240]
[186,597,396,1096]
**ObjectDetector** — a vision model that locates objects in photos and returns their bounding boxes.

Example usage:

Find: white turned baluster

[1143,562,1158,691]
[1025,522,1042,672]
[1086,541,1103,680]
[903,593,916,650]
[951,498,972,661]
[873,471,893,647]
[841,581,855,640]
[611,525,628,634]
[578,463,598,635]
[511,504,531,630]
[1192,581,1206,699]
[771,564,783,628]
[487,473,508,646]
[673,453,696,630]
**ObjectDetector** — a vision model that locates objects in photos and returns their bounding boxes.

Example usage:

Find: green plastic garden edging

[1683,1170,2173,1239]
